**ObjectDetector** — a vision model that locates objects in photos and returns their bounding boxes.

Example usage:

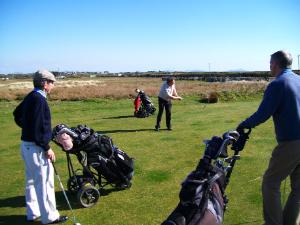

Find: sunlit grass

[0,96,288,225]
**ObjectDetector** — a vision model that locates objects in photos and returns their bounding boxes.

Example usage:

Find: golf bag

[161,129,251,225]
[52,124,134,207]
[134,90,156,118]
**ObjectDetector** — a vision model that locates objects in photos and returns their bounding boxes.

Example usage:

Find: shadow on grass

[55,190,82,210]
[0,195,25,208]
[102,115,135,119]
[55,187,129,210]
[99,128,160,134]
[100,186,128,196]
[0,215,40,225]
[231,220,264,225]
[0,192,83,211]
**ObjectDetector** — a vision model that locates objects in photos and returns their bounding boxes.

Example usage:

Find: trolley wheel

[67,176,81,194]
[77,185,100,208]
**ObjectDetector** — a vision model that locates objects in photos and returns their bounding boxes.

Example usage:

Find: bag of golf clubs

[134,89,156,118]
[52,124,134,208]
[161,128,251,225]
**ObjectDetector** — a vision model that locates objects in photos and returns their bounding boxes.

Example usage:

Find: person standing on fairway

[237,50,300,225]
[155,77,182,131]
[13,70,68,224]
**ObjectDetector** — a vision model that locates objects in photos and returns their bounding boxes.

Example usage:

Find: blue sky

[0,0,299,73]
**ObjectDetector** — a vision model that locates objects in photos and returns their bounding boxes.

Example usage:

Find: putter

[52,162,82,225]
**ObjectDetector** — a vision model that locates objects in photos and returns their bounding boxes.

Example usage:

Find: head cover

[34,70,56,82]
[52,124,78,140]
[56,133,73,150]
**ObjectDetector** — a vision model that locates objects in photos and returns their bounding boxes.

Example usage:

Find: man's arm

[173,85,179,97]
[239,81,283,129]
[171,85,182,100]
[31,97,52,151]
[13,100,24,128]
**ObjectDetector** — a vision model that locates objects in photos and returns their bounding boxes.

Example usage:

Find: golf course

[0,78,287,225]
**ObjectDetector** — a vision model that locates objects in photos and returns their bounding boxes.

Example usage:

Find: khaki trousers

[262,139,300,225]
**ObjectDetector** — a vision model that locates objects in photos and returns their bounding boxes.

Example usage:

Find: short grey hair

[33,79,47,89]
[166,77,175,83]
[271,50,293,69]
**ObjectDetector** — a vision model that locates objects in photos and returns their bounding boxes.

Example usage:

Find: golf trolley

[52,124,134,208]
[65,148,133,208]
[162,128,251,225]
[134,89,156,118]
[65,153,101,208]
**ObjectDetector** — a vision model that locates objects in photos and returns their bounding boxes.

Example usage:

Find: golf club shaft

[52,162,78,224]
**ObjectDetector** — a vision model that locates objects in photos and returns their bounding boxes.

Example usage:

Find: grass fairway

[0,96,283,225]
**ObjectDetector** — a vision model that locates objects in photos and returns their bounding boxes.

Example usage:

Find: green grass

[0,97,288,225]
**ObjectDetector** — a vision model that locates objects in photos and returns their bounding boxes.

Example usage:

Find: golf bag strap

[207,173,222,186]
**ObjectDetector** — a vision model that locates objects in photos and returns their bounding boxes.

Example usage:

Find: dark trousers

[156,97,172,129]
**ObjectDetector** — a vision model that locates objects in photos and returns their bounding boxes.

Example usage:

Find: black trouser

[156,97,172,129]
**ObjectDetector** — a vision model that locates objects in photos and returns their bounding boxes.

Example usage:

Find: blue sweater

[13,90,52,151]
[240,69,300,142]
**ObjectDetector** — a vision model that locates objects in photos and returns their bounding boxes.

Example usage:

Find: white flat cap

[34,69,56,82]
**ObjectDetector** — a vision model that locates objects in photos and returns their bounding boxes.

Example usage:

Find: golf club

[52,162,82,225]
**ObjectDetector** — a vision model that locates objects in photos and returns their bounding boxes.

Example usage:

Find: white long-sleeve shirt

[158,81,176,102]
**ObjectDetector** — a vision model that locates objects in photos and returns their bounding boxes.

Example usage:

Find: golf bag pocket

[114,148,134,179]
[162,171,225,225]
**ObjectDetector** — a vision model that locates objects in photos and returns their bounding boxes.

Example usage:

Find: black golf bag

[134,90,156,118]
[52,124,134,207]
[161,129,251,225]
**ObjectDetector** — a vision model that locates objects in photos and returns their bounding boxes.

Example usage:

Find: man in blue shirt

[14,70,68,224]
[238,50,300,225]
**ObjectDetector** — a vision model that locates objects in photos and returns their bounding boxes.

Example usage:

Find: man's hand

[236,122,251,134]
[45,148,56,162]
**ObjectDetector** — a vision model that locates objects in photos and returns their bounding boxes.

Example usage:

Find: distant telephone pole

[208,63,211,72]
[298,55,300,71]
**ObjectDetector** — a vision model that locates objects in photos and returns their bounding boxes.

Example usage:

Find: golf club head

[222,130,240,143]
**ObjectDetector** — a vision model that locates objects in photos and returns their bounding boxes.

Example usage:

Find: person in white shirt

[155,77,182,131]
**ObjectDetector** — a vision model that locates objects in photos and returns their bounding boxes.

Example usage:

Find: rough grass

[0,96,291,225]
[0,77,267,101]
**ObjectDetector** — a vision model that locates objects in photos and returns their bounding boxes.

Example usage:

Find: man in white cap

[13,70,68,224]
